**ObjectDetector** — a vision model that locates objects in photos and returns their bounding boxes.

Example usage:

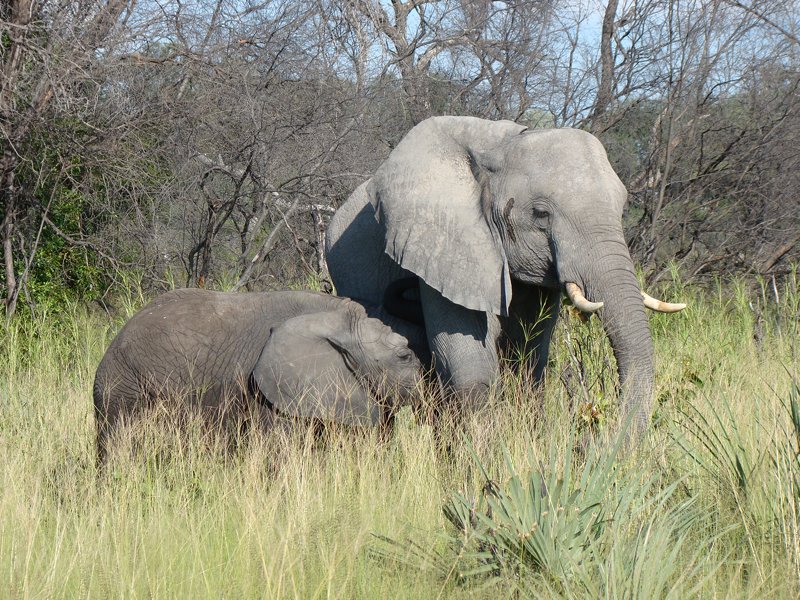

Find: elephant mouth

[565,282,687,314]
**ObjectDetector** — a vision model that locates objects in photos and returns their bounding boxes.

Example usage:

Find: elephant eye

[532,205,550,218]
[530,201,551,230]
[530,196,551,218]
[396,349,413,363]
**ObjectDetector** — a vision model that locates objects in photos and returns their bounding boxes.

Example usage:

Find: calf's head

[251,300,422,426]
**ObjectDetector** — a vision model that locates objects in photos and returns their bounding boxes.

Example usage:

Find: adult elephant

[325,116,685,439]
[94,289,423,462]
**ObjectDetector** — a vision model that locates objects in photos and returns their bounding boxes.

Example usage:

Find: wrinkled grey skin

[326,116,655,438]
[93,289,423,461]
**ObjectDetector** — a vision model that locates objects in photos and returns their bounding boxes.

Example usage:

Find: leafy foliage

[441,436,620,580]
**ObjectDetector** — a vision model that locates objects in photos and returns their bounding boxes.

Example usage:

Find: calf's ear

[251,311,382,426]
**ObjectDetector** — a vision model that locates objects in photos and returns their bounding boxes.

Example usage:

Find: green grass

[1,269,799,598]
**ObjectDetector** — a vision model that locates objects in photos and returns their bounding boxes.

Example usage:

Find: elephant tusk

[641,292,687,313]
[565,282,604,313]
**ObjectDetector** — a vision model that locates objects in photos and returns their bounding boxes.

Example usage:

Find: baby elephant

[93,288,422,462]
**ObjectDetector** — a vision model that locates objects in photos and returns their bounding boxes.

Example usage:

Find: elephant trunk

[571,243,655,439]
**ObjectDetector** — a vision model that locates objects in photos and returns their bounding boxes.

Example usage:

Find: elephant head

[252,300,422,426]
[362,116,684,436]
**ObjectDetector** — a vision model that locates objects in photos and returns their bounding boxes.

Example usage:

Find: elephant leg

[200,381,253,452]
[419,281,500,410]
[95,402,116,467]
[501,283,561,383]
[93,377,139,467]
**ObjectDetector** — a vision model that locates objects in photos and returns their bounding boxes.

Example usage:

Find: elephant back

[325,181,413,307]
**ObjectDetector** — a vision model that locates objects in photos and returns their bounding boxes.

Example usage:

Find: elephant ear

[251,310,382,426]
[369,117,525,316]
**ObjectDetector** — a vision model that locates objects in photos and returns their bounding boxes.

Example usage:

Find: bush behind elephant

[93,289,424,462]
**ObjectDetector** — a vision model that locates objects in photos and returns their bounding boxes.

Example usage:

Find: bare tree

[616,0,800,279]
[133,1,370,289]
[0,0,140,317]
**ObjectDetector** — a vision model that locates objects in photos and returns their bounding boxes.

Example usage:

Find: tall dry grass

[0,269,798,598]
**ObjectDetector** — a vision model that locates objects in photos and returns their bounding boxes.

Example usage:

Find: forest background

[2,0,799,318]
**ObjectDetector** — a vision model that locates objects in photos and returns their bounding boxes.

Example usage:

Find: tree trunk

[591,0,620,133]
[1,153,19,319]
[311,204,333,284]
